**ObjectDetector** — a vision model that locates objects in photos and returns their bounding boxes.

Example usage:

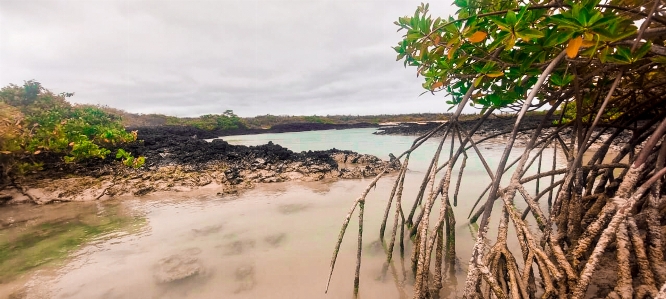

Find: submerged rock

[191,225,223,237]
[222,240,256,256]
[153,248,203,284]
[234,264,256,293]
[264,233,286,248]
[277,203,309,214]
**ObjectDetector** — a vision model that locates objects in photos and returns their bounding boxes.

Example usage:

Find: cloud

[0,0,460,117]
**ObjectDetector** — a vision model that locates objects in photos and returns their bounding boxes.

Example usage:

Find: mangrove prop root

[327,65,666,298]
[614,222,633,298]
[354,200,364,296]
[627,217,659,297]
[453,154,467,207]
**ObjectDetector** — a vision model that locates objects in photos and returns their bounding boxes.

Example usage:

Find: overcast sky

[0,0,459,117]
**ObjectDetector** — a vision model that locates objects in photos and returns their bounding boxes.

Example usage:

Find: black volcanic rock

[2,123,399,204]
[373,115,552,137]
[126,122,378,140]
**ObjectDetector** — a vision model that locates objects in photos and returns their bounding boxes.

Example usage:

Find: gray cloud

[0,0,459,117]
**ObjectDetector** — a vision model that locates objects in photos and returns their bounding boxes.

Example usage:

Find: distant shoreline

[126,122,380,140]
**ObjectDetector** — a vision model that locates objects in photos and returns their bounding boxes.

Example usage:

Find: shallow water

[1,128,563,298]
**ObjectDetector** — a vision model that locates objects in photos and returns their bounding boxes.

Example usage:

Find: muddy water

[1,129,563,298]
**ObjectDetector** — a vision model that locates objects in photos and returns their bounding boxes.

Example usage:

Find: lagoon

[1,128,559,298]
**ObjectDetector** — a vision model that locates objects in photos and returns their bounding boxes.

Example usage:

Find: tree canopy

[165,109,245,131]
[394,0,665,120]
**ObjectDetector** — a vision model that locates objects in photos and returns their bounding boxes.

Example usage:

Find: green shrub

[0,81,144,181]
[165,110,244,131]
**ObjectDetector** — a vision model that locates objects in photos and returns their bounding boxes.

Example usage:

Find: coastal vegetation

[90,105,456,129]
[0,81,144,193]
[165,110,245,131]
[328,0,666,298]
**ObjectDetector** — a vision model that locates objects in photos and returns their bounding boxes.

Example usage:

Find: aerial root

[613,222,633,298]
[627,216,659,298]
[433,226,444,293]
[453,153,467,207]
[444,202,456,276]
[328,91,666,299]
[571,202,615,269]
[647,200,666,285]
[325,161,394,293]
[382,156,409,276]
[353,200,365,296]
[380,156,409,240]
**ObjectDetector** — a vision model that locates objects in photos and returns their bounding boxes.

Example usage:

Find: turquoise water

[219,128,519,175]
[220,128,412,160]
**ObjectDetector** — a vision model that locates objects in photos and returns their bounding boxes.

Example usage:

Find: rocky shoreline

[374,114,634,150]
[1,115,640,205]
[0,125,399,205]
[128,122,379,139]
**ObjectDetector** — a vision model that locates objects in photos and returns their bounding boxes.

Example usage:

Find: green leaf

[488,31,511,51]
[579,7,590,26]
[504,35,516,49]
[520,53,540,72]
[480,61,497,73]
[633,42,652,60]
[116,148,127,159]
[650,56,666,64]
[518,5,529,18]
[474,75,485,87]
[550,73,564,86]
[454,0,467,8]
[464,15,478,29]
[488,16,510,31]
[406,32,422,41]
[506,10,517,26]
[580,45,597,57]
[549,14,583,30]
[599,46,610,63]
[607,53,631,64]
[515,28,544,41]
[589,16,619,30]
[582,0,600,11]
[487,94,502,106]
[616,46,632,61]
[571,3,583,25]
[603,26,638,42]
[586,10,603,26]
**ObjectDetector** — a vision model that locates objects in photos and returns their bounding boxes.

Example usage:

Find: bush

[165,110,245,131]
[0,80,144,183]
